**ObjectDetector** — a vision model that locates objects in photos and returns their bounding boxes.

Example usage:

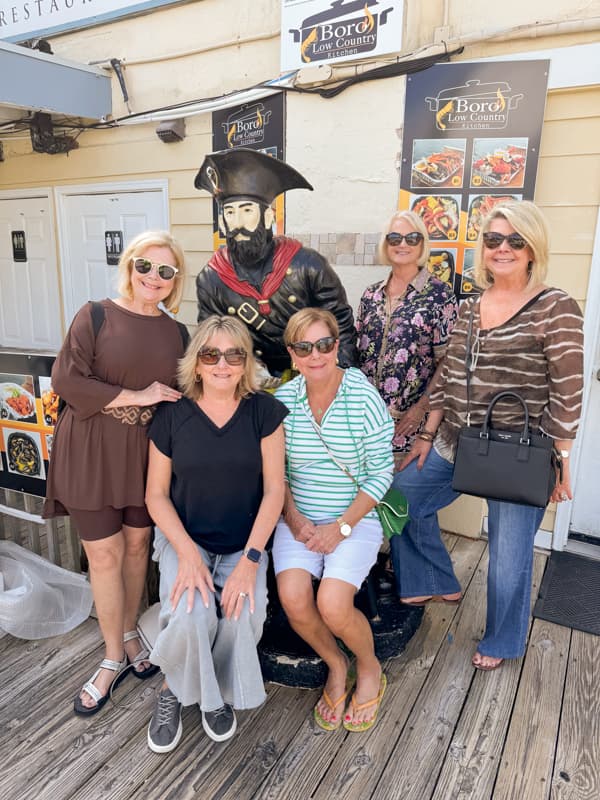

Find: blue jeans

[391,448,545,659]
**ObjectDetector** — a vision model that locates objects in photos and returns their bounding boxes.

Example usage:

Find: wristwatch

[243,547,262,563]
[556,449,570,459]
[337,518,352,538]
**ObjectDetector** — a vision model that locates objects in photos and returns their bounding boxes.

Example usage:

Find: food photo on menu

[467,194,522,241]
[411,139,466,190]
[460,249,479,297]
[470,138,528,189]
[427,249,456,290]
[0,373,37,424]
[38,375,60,427]
[1,427,45,480]
[411,194,460,240]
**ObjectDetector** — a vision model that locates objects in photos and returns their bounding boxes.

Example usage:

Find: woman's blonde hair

[474,200,549,289]
[117,230,185,313]
[178,315,258,400]
[283,307,339,347]
[376,210,431,268]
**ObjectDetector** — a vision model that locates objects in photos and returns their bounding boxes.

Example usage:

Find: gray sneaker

[147,688,182,753]
[201,703,237,742]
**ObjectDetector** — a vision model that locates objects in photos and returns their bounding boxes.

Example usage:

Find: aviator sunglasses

[289,336,337,358]
[482,232,528,250]
[385,232,424,247]
[132,257,179,280]
[198,348,247,366]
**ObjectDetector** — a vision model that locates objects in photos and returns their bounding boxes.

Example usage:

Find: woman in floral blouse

[356,210,458,471]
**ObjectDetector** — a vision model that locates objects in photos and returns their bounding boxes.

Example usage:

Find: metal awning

[0,40,111,121]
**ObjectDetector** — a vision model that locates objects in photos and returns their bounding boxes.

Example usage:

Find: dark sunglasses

[482,232,528,250]
[132,257,179,280]
[385,232,424,247]
[289,336,337,358]
[198,348,247,366]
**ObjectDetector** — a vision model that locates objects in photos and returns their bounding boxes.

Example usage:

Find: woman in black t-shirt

[145,316,287,753]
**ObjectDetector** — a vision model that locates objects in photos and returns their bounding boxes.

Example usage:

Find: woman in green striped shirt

[274,308,394,733]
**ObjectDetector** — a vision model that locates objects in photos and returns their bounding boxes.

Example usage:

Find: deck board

[1,535,598,800]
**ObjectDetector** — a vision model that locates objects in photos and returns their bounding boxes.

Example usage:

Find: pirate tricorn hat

[194,148,313,205]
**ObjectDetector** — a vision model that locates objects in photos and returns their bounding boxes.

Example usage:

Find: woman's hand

[170,549,215,613]
[306,522,342,555]
[400,438,432,471]
[221,557,260,620]
[135,381,182,407]
[551,459,573,504]
[286,508,317,544]
[394,400,428,438]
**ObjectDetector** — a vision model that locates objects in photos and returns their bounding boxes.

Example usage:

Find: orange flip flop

[343,673,387,732]
[314,674,355,731]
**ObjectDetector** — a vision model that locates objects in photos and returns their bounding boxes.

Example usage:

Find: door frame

[552,205,600,551]
[54,179,170,331]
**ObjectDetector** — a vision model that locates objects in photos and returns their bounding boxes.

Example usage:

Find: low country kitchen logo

[221,103,272,148]
[289,0,395,64]
[426,79,524,132]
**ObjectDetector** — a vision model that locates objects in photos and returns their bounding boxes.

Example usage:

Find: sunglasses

[385,232,424,247]
[132,257,179,281]
[289,336,337,358]
[482,232,528,250]
[198,348,247,366]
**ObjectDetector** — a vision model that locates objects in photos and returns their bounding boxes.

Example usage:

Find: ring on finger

[239,591,247,598]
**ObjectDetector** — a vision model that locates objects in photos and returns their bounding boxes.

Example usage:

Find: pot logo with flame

[292,1,393,65]
[222,104,271,148]
[426,80,522,132]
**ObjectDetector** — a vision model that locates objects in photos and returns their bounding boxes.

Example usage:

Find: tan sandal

[343,673,387,732]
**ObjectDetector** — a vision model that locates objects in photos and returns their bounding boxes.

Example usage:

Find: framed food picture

[466,194,522,241]
[411,194,461,241]
[2,427,46,481]
[427,249,456,289]
[470,138,528,189]
[411,139,466,190]
[0,374,37,424]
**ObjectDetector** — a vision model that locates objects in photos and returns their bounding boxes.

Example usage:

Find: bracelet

[418,431,435,442]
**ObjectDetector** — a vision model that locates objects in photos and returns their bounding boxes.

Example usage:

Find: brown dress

[43,299,187,516]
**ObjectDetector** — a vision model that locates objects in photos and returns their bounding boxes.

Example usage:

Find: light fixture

[155,118,186,143]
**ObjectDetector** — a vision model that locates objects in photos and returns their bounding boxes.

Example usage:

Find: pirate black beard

[226,222,273,268]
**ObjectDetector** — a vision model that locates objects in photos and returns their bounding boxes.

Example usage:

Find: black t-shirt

[148,392,288,553]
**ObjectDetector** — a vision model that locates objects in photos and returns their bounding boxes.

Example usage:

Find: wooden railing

[0,489,82,572]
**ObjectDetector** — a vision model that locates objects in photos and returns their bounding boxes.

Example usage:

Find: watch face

[340,523,352,537]
[245,547,261,563]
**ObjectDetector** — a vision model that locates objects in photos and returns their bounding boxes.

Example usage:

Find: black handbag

[451,304,556,508]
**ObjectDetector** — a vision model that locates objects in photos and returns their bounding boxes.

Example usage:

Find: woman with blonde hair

[145,315,287,752]
[392,201,584,668]
[356,210,458,472]
[44,229,188,715]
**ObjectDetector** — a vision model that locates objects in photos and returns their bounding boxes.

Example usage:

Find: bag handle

[482,391,531,443]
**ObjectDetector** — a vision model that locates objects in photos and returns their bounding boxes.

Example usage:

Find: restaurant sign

[281,0,404,72]
[0,0,189,43]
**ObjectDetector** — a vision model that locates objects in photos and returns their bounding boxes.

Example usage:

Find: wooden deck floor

[1,534,599,800]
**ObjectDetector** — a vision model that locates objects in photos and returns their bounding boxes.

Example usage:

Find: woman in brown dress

[43,230,188,715]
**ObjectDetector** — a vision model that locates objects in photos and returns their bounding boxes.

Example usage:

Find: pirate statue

[195,148,357,378]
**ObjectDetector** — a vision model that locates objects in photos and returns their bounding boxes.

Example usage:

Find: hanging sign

[398,60,549,300]
[210,93,286,250]
[11,230,26,262]
[281,0,404,72]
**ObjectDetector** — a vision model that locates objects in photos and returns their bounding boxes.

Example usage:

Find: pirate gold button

[288,295,297,303]
[286,268,292,276]
[227,307,236,315]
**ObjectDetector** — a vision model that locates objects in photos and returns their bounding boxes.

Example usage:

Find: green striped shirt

[275,368,394,522]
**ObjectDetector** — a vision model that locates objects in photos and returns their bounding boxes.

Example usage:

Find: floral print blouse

[356,268,458,454]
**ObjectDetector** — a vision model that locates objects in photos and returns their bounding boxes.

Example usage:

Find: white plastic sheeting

[0,540,92,639]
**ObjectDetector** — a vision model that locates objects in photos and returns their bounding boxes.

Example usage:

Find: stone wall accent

[287,233,381,266]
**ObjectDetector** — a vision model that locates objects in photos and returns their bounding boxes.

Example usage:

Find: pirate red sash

[207,236,302,315]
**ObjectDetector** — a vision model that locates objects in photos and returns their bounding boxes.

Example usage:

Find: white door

[58,189,168,326]
[0,195,63,351]
[570,331,600,538]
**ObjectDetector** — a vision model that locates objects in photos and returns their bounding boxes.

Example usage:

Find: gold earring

[292,361,297,370]
[194,374,202,383]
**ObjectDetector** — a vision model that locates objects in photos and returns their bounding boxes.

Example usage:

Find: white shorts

[272,516,383,589]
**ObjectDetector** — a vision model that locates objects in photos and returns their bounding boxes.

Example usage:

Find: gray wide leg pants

[150,528,268,710]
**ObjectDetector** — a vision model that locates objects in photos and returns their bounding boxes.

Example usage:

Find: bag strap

[89,300,106,338]
[308,415,360,488]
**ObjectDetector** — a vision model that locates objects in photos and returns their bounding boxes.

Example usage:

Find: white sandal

[124,630,160,680]
[73,655,128,716]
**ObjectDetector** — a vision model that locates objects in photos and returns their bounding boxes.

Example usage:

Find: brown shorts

[68,505,153,541]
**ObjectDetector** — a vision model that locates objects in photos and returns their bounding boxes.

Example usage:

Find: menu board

[399,60,549,299]
[0,352,58,496]
[211,93,286,250]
